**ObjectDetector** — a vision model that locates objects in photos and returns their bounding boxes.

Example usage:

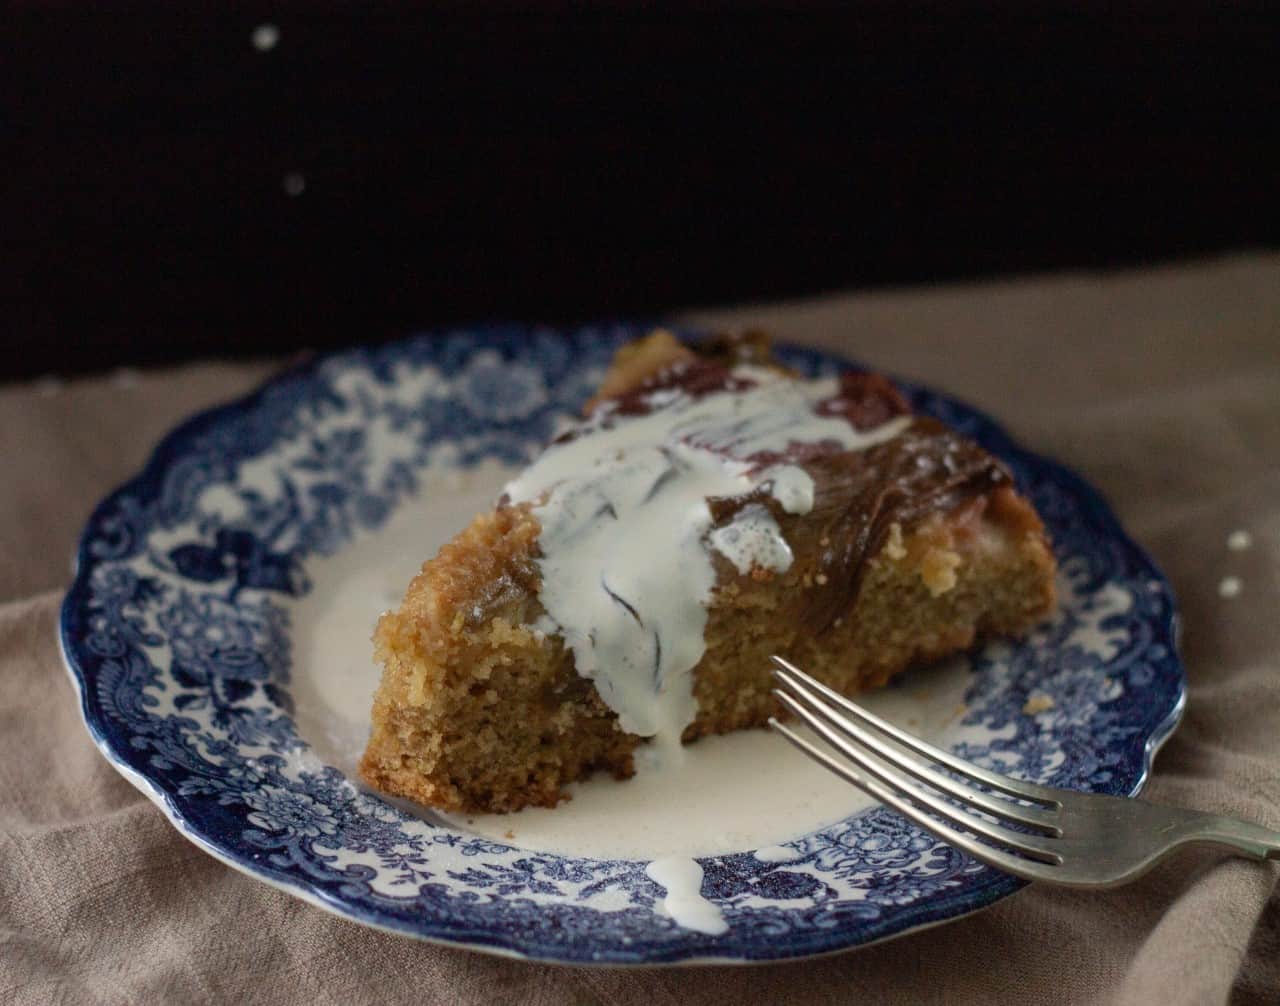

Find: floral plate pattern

[61,325,1184,964]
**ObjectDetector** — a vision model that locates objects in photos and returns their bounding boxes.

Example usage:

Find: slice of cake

[360,330,1056,813]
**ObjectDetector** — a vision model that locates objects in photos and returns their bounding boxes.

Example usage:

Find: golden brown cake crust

[359,332,1057,813]
[360,504,642,812]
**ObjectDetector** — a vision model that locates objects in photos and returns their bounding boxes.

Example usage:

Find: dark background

[5,3,1278,380]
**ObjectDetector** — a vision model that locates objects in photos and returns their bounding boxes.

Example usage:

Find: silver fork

[768,656,1280,887]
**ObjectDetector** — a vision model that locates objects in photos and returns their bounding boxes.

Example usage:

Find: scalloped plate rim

[58,325,1187,966]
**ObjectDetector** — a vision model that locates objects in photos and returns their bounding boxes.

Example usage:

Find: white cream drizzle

[645,857,728,935]
[709,503,793,575]
[502,367,910,749]
[763,464,816,514]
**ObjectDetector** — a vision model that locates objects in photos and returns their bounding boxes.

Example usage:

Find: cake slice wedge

[359,330,1056,813]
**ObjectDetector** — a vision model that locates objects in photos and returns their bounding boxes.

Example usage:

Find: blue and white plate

[61,325,1184,965]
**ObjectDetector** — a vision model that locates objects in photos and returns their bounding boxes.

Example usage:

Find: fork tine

[771,656,1059,805]
[773,691,1062,864]
[770,718,1060,884]
[774,672,1061,835]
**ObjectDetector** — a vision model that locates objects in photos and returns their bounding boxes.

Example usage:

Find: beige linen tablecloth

[2,254,1278,1005]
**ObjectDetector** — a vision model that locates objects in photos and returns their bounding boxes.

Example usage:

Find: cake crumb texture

[360,487,1055,813]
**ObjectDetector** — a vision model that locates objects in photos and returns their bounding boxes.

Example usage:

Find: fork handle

[1177,813,1280,861]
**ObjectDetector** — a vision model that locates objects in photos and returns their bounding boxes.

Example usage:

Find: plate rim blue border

[59,326,1186,965]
